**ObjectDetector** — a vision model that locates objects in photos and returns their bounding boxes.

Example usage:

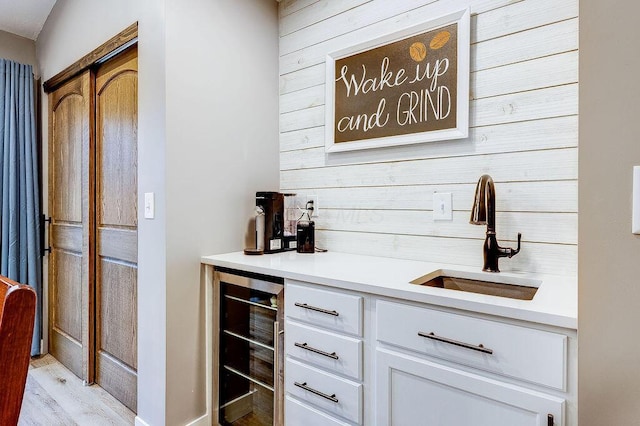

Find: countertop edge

[201,252,577,330]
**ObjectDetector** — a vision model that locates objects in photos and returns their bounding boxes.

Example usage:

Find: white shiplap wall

[278,0,578,276]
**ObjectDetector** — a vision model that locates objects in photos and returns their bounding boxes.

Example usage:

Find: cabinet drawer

[376,300,567,390]
[286,320,362,380]
[285,281,363,336]
[285,396,351,426]
[286,358,362,424]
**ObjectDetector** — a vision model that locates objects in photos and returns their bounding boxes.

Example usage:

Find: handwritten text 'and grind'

[335,33,453,135]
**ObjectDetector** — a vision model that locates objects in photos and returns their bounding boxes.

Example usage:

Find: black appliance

[214,269,284,425]
[256,192,284,253]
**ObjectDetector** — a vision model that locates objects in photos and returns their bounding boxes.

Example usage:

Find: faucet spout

[470,174,521,272]
[470,174,495,230]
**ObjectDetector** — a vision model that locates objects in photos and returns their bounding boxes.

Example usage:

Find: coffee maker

[256,192,284,253]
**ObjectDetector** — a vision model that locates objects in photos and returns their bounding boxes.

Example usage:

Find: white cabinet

[285,280,364,425]
[375,348,563,426]
[375,299,573,426]
[203,254,577,426]
[283,282,574,426]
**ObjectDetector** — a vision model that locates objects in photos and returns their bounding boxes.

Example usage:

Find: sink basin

[410,269,540,300]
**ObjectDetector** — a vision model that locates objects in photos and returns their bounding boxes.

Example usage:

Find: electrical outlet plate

[433,192,452,221]
[306,195,319,217]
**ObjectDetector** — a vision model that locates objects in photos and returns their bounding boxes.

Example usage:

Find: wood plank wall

[278,0,578,276]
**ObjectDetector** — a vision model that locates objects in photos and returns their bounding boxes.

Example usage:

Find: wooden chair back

[0,275,36,425]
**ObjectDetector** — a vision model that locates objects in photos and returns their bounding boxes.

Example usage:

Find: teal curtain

[0,58,41,356]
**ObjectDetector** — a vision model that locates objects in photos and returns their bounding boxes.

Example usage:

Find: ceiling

[0,0,57,40]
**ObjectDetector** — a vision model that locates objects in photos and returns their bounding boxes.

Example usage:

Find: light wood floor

[19,354,135,425]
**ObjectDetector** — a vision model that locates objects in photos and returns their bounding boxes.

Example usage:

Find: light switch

[144,192,155,219]
[433,192,453,221]
[633,167,640,234]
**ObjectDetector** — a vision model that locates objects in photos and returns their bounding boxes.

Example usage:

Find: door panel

[48,72,92,382]
[96,69,137,228]
[98,228,137,264]
[98,259,137,368]
[53,251,82,341]
[51,95,83,223]
[94,45,138,412]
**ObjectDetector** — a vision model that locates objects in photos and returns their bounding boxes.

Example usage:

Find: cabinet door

[375,348,564,426]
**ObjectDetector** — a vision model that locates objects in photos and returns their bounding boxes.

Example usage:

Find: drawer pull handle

[548,414,554,426]
[294,342,339,360]
[294,381,339,403]
[294,302,339,317]
[418,331,494,355]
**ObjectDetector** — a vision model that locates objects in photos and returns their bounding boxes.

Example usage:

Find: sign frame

[325,8,470,153]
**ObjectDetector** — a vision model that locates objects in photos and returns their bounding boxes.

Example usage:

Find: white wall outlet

[433,192,453,221]
[306,195,319,217]
[633,166,640,234]
[144,192,155,219]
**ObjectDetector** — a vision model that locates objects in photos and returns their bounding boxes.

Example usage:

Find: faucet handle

[509,233,522,258]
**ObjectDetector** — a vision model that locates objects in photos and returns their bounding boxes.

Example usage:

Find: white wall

[279,0,578,276]
[37,0,280,424]
[137,0,169,424]
[0,30,36,67]
[164,0,279,423]
[579,2,640,424]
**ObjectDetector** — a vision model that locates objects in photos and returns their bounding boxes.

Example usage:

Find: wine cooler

[213,269,284,425]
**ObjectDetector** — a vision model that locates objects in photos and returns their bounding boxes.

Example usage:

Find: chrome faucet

[470,174,521,272]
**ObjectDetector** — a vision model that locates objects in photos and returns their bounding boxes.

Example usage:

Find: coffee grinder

[296,199,315,253]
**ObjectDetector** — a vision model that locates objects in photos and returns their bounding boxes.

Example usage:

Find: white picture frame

[325,8,470,153]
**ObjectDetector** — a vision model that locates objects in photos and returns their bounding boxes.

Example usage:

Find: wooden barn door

[47,43,138,412]
[94,46,138,411]
[48,70,93,383]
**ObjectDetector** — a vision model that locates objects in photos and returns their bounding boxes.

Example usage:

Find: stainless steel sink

[410,269,540,300]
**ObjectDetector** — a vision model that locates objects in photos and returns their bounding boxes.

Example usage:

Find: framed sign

[325,8,470,152]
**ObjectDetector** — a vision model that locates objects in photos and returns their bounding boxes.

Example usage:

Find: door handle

[41,214,51,256]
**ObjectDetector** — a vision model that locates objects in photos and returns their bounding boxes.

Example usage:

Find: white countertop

[201,251,577,330]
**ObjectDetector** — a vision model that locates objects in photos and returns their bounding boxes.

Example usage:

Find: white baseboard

[186,413,211,426]
[135,416,151,426]
[135,413,210,426]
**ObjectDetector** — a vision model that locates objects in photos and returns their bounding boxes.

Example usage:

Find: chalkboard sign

[325,9,470,152]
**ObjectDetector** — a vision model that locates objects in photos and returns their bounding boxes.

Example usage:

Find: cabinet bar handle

[418,331,494,355]
[294,302,339,316]
[548,414,554,426]
[294,342,339,360]
[294,381,339,403]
